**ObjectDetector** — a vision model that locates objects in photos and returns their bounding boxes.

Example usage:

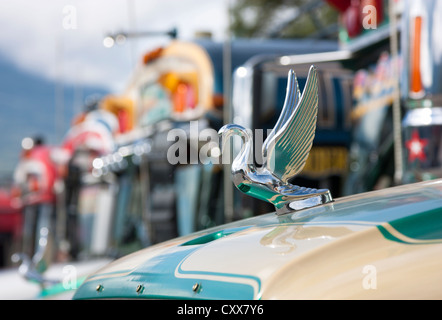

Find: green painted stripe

[376,225,409,244]
[389,207,442,241]
[376,207,442,244]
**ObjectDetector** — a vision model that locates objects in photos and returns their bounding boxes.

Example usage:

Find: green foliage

[229,0,338,39]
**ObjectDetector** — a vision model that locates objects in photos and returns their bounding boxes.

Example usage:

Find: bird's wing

[265,65,318,183]
[262,69,301,157]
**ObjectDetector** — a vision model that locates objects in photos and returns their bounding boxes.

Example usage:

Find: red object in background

[173,83,188,113]
[327,0,384,38]
[118,109,129,133]
[62,110,117,158]
[62,130,105,155]
[325,0,352,12]
[410,16,424,97]
[0,189,22,239]
[20,145,58,205]
[343,1,362,38]
[405,129,428,163]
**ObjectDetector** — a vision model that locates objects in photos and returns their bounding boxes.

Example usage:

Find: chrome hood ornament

[219,66,332,215]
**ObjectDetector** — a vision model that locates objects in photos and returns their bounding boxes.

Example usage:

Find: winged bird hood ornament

[219,66,332,215]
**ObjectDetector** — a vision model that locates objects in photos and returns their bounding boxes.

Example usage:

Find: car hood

[74,179,442,300]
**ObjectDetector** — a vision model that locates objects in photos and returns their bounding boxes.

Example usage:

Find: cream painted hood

[74,179,442,300]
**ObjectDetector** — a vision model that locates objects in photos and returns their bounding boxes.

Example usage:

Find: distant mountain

[0,53,109,178]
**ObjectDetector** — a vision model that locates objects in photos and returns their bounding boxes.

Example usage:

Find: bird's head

[218,124,252,154]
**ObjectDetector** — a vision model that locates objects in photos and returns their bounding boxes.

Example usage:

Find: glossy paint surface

[74,179,442,299]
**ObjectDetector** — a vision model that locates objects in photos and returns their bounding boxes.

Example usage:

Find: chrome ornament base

[276,189,333,215]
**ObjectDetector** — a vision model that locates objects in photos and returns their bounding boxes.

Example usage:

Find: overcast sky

[0,0,230,92]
